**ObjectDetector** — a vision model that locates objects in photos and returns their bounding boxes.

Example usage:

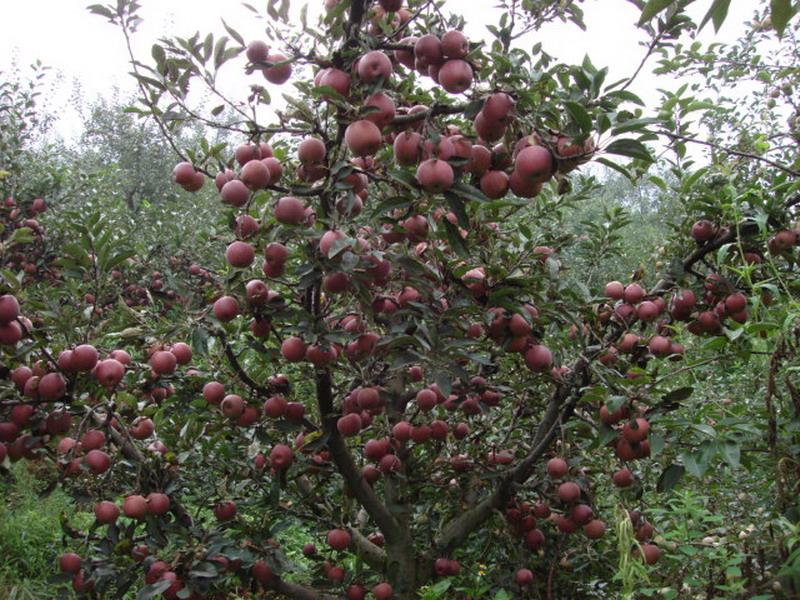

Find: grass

[0,463,80,600]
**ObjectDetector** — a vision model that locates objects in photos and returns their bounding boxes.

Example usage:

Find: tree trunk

[386,537,417,599]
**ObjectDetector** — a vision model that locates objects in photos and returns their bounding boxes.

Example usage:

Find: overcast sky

[0,0,755,141]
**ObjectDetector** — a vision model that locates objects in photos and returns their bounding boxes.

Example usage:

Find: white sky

[0,0,754,142]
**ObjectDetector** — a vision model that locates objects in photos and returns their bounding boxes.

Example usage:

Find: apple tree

[1,0,799,598]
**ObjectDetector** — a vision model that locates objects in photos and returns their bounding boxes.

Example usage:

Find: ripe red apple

[263,395,288,418]
[372,583,393,600]
[584,519,606,539]
[38,372,66,400]
[270,443,294,469]
[337,413,362,437]
[524,344,552,372]
[226,241,255,268]
[357,50,393,82]
[414,34,443,69]
[416,159,454,193]
[241,159,271,189]
[604,281,624,300]
[318,68,351,97]
[220,179,250,207]
[482,92,514,125]
[86,449,111,474]
[327,528,351,551]
[347,584,367,600]
[441,30,468,58]
[691,219,716,242]
[80,430,106,451]
[725,292,747,313]
[252,560,274,584]
[622,418,650,443]
[648,335,671,357]
[622,283,645,304]
[515,568,534,585]
[130,417,155,440]
[122,494,148,519]
[557,481,581,503]
[214,500,237,521]
[94,358,125,387]
[635,543,662,565]
[213,296,240,322]
[281,336,307,362]
[570,503,594,525]
[480,170,509,199]
[147,492,170,516]
[274,196,307,225]
[94,500,119,525]
[298,137,327,164]
[546,457,568,478]
[438,59,473,93]
[393,131,422,166]
[613,468,634,487]
[515,145,553,183]
[72,344,99,371]
[345,120,382,157]
[59,552,82,574]
[262,53,292,84]
[221,394,245,418]
[171,162,197,186]
[246,40,269,63]
[379,454,401,473]
[364,91,396,127]
[150,350,177,376]
[203,381,225,404]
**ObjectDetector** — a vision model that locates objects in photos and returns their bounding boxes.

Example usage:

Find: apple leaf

[771,0,794,37]
[699,0,731,32]
[604,138,653,162]
[638,0,674,25]
[657,464,685,492]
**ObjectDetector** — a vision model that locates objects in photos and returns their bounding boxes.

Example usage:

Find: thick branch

[433,354,592,556]
[349,526,387,570]
[272,579,342,600]
[391,102,470,126]
[315,369,402,544]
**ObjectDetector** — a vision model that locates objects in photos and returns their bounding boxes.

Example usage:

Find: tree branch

[315,368,402,544]
[272,578,343,600]
[349,526,387,570]
[660,130,800,178]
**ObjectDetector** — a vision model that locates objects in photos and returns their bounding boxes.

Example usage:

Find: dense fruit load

[1,0,798,598]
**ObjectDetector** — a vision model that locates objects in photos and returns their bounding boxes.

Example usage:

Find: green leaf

[137,580,172,600]
[565,101,593,132]
[442,219,469,258]
[649,432,665,456]
[657,463,685,492]
[611,117,660,135]
[434,372,452,397]
[692,423,716,437]
[9,227,34,245]
[604,138,653,162]
[605,90,645,106]
[771,0,794,37]
[681,452,706,477]
[638,0,675,25]
[699,0,731,32]
[721,442,740,468]
[449,181,489,203]
[87,4,116,20]
[594,157,633,180]
[662,386,693,403]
